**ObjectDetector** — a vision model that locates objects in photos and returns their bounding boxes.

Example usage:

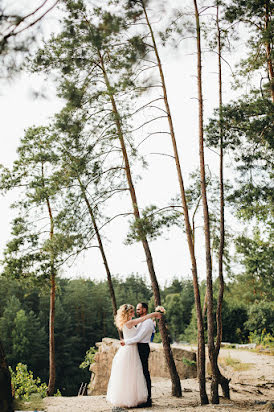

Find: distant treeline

[0,274,273,396]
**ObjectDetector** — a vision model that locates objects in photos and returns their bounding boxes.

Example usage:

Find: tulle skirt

[106,344,148,407]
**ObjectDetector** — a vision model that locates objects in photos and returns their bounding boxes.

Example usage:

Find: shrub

[79,346,97,369]
[245,301,274,335]
[9,363,47,401]
[249,329,274,348]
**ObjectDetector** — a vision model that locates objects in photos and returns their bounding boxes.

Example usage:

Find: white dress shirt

[124,318,154,345]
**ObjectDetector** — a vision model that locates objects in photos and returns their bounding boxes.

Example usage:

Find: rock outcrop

[88,338,197,395]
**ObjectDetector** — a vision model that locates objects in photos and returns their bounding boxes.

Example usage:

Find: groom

[121,302,157,408]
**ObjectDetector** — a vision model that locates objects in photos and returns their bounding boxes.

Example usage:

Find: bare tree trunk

[46,194,56,396]
[214,4,230,398]
[47,270,56,396]
[265,0,274,103]
[141,0,208,403]
[78,179,122,339]
[99,50,182,397]
[0,340,13,412]
[40,161,57,396]
[193,0,218,403]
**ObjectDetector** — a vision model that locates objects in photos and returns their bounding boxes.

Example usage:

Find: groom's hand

[120,339,125,346]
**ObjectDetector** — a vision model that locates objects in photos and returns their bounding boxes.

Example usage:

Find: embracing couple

[106,302,162,409]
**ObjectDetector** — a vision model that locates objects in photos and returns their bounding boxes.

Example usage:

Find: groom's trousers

[137,343,151,402]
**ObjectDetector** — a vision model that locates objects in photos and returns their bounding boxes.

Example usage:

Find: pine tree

[0,127,83,395]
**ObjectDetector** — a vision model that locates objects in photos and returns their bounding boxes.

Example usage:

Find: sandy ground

[44,348,274,412]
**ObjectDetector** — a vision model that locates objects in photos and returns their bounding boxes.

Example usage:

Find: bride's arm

[125,312,161,329]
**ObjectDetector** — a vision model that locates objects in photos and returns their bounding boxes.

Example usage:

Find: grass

[182,356,196,366]
[219,354,252,371]
[14,394,46,411]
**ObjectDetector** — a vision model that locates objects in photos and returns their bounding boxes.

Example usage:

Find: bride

[106,304,161,408]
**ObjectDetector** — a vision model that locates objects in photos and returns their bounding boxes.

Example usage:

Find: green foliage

[245,301,274,335]
[0,125,84,284]
[79,347,97,369]
[224,0,273,95]
[125,205,182,243]
[234,229,274,300]
[182,305,199,343]
[0,296,48,373]
[206,94,273,230]
[163,279,195,342]
[221,300,248,343]
[249,329,274,349]
[182,357,196,367]
[114,274,152,307]
[9,363,47,401]
[152,332,162,343]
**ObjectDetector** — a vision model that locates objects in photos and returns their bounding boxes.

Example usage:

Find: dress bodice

[123,324,137,340]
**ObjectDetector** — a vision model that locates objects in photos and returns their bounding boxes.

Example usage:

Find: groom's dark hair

[140,302,148,312]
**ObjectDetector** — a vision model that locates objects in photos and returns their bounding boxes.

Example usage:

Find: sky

[0,0,245,287]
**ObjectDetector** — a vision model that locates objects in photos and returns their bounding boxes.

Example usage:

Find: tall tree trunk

[0,340,13,412]
[141,0,208,403]
[265,0,274,103]
[41,161,56,396]
[78,178,122,338]
[47,269,56,396]
[214,4,230,399]
[46,195,56,396]
[193,0,217,403]
[99,50,182,397]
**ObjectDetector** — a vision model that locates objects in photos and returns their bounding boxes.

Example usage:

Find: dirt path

[45,349,274,412]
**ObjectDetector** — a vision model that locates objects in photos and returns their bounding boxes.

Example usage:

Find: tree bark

[214,4,230,399]
[99,50,182,397]
[47,270,56,396]
[78,178,122,339]
[46,194,56,396]
[41,161,56,396]
[141,0,208,403]
[0,340,14,412]
[193,0,217,403]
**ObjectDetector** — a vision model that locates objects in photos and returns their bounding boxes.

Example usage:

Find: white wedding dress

[106,324,148,408]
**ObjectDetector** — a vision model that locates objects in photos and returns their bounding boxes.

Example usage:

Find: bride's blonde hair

[115,304,134,330]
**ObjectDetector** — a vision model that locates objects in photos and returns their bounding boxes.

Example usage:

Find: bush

[9,363,47,401]
[245,301,274,335]
[249,329,274,348]
[79,346,97,369]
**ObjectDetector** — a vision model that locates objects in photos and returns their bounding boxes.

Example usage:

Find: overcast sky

[0,0,245,286]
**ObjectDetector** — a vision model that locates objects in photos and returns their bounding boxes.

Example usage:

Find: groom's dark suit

[137,342,151,402]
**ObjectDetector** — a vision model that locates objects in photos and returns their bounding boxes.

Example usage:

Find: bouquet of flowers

[155,305,166,314]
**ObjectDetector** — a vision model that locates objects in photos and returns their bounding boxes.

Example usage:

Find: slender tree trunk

[141,0,208,403]
[0,340,13,412]
[46,194,56,396]
[41,162,56,396]
[214,4,230,398]
[78,179,122,338]
[193,0,218,403]
[265,0,274,103]
[47,269,56,396]
[99,50,182,397]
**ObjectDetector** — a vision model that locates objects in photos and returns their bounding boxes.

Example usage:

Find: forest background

[0,0,273,403]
